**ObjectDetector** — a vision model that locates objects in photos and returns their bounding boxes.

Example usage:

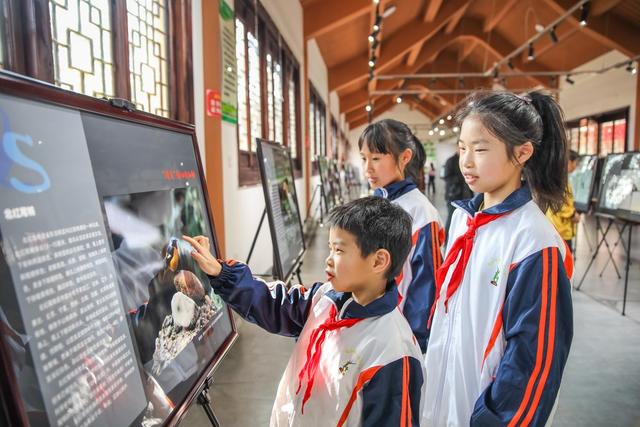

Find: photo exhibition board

[256,139,305,282]
[596,152,640,222]
[569,155,598,213]
[0,73,236,427]
[317,156,337,210]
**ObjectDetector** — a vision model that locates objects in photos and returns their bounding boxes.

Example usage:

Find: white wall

[192,0,330,275]
[559,50,637,150]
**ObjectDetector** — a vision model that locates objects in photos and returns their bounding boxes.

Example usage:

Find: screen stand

[197,378,222,427]
[304,184,325,227]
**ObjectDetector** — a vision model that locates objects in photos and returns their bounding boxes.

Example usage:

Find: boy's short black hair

[327,196,412,279]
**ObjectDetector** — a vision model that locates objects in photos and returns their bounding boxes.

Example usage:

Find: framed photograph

[0,71,237,427]
[596,152,640,222]
[569,155,598,213]
[256,139,306,282]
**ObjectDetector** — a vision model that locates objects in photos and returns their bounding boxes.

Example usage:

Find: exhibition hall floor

[181,189,640,427]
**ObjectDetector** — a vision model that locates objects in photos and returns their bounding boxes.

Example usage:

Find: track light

[434,126,439,132]
[439,118,445,125]
[365,104,372,112]
[368,34,375,43]
[373,15,382,32]
[396,96,402,104]
[447,115,452,120]
[527,43,535,61]
[453,126,460,133]
[565,75,575,85]
[493,68,499,79]
[627,62,637,75]
[439,130,446,136]
[373,23,380,32]
[368,70,374,81]
[458,77,465,87]
[428,130,434,136]
[549,26,558,44]
[371,39,379,50]
[368,56,376,68]
[580,2,590,26]
[373,0,380,4]
[507,60,514,70]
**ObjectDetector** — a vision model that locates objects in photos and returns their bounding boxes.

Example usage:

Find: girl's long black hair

[456,90,568,212]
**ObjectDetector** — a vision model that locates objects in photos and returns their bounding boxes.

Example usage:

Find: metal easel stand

[197,378,222,427]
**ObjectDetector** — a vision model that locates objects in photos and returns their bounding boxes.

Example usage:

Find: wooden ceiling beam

[348,98,396,128]
[303,0,372,40]
[405,97,438,119]
[406,42,424,67]
[543,0,639,57]
[329,0,469,92]
[458,40,476,63]
[424,0,444,22]
[445,2,470,34]
[483,0,518,33]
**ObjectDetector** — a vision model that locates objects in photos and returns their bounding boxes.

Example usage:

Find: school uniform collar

[373,178,416,200]
[325,281,398,320]
[452,184,532,218]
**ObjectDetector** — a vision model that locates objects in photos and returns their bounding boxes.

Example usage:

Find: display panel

[0,72,236,427]
[317,156,337,210]
[596,152,640,222]
[569,155,598,213]
[256,139,305,282]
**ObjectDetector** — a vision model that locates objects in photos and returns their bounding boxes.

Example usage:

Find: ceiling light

[434,126,439,132]
[549,26,558,44]
[382,4,396,18]
[626,61,637,75]
[428,130,434,136]
[565,75,575,85]
[439,130,446,136]
[439,118,445,124]
[580,1,590,26]
[535,23,545,33]
[453,126,459,133]
[447,115,452,120]
[373,24,380,32]
[368,35,375,43]
[527,43,535,61]
[368,56,376,68]
[373,0,380,4]
[396,96,402,104]
[365,104,372,112]
[507,60,514,70]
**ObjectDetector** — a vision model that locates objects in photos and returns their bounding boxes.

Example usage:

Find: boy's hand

[182,235,222,277]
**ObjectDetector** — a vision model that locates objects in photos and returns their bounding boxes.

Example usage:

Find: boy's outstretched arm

[470,247,573,427]
[184,235,323,337]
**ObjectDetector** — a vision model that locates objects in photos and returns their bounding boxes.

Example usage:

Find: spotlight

[371,40,379,50]
[549,26,558,44]
[428,130,434,136]
[527,43,535,61]
[439,118,445,125]
[434,126,439,132]
[368,35,375,43]
[626,62,637,75]
[396,96,402,104]
[430,77,438,85]
[368,56,376,68]
[453,126,459,133]
[382,5,397,18]
[373,23,380,32]
[447,115,452,120]
[458,77,465,87]
[373,15,382,32]
[580,1,590,27]
[565,75,575,85]
[365,104,372,112]
[439,130,446,136]
[507,60,514,70]
[493,68,499,79]
[373,0,380,4]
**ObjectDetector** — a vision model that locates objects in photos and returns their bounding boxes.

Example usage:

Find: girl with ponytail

[422,91,574,427]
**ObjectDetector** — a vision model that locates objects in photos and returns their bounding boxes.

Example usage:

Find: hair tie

[515,93,532,104]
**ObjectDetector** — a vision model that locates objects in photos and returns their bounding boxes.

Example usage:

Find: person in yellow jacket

[546,150,579,251]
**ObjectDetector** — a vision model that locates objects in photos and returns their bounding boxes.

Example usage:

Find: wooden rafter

[329,0,469,92]
[445,2,470,34]
[483,0,518,33]
[304,0,372,40]
[424,0,444,22]
[458,40,476,63]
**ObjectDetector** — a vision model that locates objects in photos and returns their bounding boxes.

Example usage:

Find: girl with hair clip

[422,91,574,427]
[359,118,444,354]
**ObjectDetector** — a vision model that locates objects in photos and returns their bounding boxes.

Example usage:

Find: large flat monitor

[256,139,306,282]
[569,155,598,213]
[596,152,640,222]
[0,72,237,427]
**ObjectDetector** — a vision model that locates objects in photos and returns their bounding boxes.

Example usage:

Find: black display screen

[0,76,235,427]
[596,152,640,222]
[569,155,598,213]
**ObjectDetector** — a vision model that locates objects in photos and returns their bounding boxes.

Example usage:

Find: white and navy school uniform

[209,261,425,426]
[374,178,444,353]
[423,186,573,427]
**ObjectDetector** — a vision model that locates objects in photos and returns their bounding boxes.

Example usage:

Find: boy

[183,196,424,426]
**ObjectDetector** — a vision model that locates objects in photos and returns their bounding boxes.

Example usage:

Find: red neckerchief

[296,304,363,414]
[428,212,506,327]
